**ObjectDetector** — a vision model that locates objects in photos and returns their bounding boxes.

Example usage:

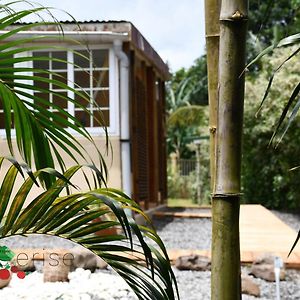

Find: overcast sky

[15,0,206,72]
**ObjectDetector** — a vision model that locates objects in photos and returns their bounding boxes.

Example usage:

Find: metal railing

[178,159,196,176]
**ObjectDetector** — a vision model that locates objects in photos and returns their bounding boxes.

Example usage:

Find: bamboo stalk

[205,0,220,189]
[211,1,248,299]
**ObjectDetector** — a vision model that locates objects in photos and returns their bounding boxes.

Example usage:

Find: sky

[14,0,206,72]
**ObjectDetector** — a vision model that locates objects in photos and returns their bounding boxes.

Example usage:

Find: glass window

[31,48,110,129]
[73,49,110,128]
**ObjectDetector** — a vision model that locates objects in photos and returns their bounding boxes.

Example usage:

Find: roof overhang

[6,21,170,80]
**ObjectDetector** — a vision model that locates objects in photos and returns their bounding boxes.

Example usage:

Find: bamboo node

[231,11,244,20]
[209,126,216,134]
[212,193,242,199]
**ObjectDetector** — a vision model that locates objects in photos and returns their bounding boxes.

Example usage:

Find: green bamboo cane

[205,0,220,190]
[211,1,248,299]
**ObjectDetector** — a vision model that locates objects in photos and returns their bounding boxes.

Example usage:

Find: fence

[178,159,197,176]
[168,154,211,204]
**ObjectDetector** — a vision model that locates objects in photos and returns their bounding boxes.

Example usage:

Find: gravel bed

[0,268,137,300]
[152,216,211,250]
[1,208,300,299]
[1,234,77,250]
[160,207,211,214]
[271,210,300,232]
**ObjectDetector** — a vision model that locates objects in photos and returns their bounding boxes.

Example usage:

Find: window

[33,51,69,124]
[0,47,117,135]
[73,49,110,127]
[32,49,111,130]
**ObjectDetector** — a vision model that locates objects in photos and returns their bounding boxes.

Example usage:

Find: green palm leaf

[168,105,206,127]
[0,157,179,299]
[0,2,179,298]
[0,4,108,187]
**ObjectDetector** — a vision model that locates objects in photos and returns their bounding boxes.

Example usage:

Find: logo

[0,246,27,280]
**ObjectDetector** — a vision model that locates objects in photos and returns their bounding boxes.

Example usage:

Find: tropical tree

[166,58,208,160]
[243,45,300,210]
[245,21,300,256]
[0,2,179,299]
[248,0,300,45]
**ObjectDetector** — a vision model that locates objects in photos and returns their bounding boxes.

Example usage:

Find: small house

[0,21,169,211]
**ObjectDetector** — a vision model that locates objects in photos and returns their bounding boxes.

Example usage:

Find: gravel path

[271,210,300,232]
[1,208,300,299]
[152,216,211,250]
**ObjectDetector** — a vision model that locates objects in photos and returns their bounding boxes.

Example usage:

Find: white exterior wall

[0,136,122,208]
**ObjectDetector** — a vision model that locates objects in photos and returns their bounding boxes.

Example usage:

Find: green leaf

[0,160,179,299]
[0,246,15,261]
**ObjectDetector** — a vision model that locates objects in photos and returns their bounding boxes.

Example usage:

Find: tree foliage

[166,56,208,159]
[248,0,300,45]
[243,46,300,209]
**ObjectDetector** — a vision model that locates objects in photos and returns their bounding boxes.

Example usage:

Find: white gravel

[0,208,300,299]
[0,268,137,300]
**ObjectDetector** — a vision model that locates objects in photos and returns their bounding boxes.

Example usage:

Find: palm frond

[246,33,300,71]
[0,4,108,187]
[269,82,300,146]
[0,157,179,300]
[168,105,205,128]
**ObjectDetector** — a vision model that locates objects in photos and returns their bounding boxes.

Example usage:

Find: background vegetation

[167,1,300,209]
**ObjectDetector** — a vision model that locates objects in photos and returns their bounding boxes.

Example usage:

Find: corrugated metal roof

[10,20,169,79]
[15,20,129,25]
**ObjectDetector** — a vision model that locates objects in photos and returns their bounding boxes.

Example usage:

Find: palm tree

[166,77,207,161]
[0,2,179,299]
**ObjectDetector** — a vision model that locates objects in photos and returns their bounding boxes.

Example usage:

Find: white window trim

[0,44,119,138]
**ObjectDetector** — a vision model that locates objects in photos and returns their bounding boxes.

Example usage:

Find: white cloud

[11,0,206,71]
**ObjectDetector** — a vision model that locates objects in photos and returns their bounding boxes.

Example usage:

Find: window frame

[0,44,119,137]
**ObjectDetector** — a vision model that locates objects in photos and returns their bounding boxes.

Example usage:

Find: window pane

[93,71,109,88]
[75,110,90,127]
[1,54,13,68]
[55,110,68,127]
[34,93,50,109]
[93,90,109,107]
[52,51,67,69]
[74,71,90,88]
[74,50,90,68]
[92,50,109,68]
[34,73,49,90]
[0,112,5,128]
[33,52,49,69]
[53,92,68,108]
[75,93,90,108]
[0,112,14,129]
[93,110,109,127]
[53,72,68,90]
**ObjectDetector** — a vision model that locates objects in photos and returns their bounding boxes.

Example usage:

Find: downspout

[113,40,132,215]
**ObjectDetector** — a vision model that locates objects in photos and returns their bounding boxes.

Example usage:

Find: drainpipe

[113,40,132,215]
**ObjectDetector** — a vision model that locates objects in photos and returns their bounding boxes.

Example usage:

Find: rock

[43,252,71,282]
[242,274,260,297]
[250,254,285,282]
[12,257,36,272]
[175,255,211,271]
[71,247,108,272]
